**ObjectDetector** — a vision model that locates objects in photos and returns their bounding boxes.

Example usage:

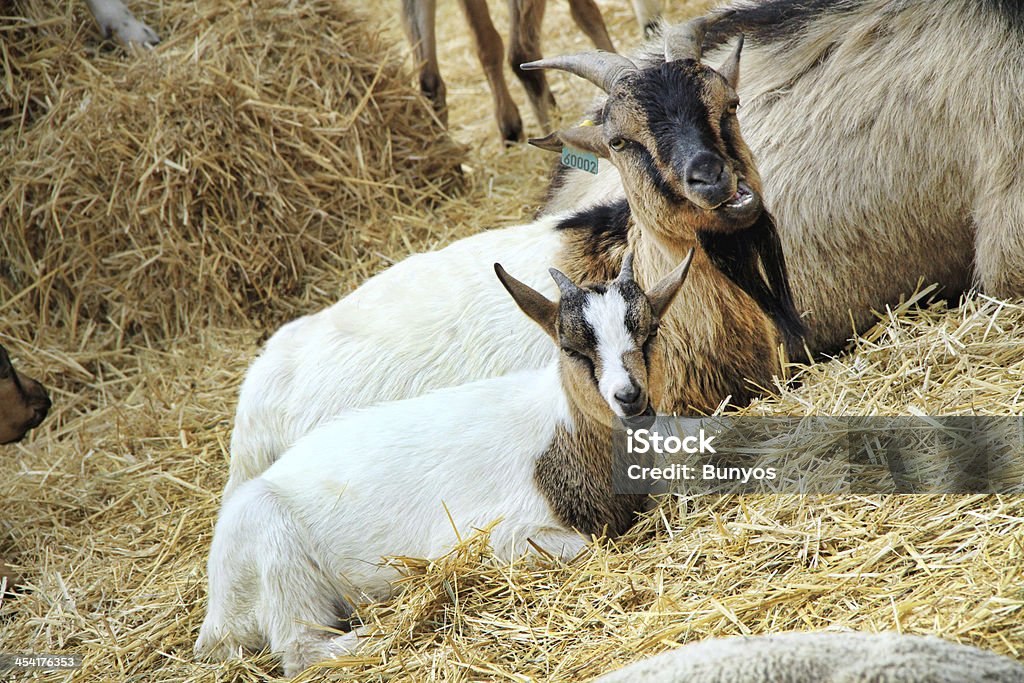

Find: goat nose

[615,384,641,405]
[685,152,725,187]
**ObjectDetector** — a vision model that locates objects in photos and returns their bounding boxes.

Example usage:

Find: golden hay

[1,0,1021,681]
[1,0,466,345]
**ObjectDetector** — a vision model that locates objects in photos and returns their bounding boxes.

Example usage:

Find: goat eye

[726,103,739,115]
[609,137,627,151]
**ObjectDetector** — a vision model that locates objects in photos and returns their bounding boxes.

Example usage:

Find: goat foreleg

[84,0,159,48]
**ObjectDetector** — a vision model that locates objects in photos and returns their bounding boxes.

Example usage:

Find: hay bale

[0,0,465,344]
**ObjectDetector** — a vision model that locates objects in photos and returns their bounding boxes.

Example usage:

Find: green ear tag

[561,146,599,175]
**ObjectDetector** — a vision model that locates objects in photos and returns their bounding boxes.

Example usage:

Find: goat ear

[494,264,558,338]
[529,124,610,159]
[647,248,695,317]
[718,34,743,90]
[528,132,564,153]
[0,346,10,379]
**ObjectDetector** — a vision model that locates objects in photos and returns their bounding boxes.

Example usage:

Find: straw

[1,0,1020,681]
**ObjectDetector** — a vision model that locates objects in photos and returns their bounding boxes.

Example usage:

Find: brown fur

[0,343,50,595]
[547,1,1024,353]
[535,410,647,538]
[544,53,793,414]
[401,0,617,142]
[500,256,691,537]
[0,344,51,445]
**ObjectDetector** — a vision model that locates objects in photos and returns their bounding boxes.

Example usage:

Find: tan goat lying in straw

[594,632,1024,683]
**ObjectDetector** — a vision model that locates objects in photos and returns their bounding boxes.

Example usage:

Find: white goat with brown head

[196,252,693,676]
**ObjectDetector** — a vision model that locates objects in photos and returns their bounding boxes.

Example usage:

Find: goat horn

[616,252,635,284]
[664,10,735,63]
[549,268,580,297]
[521,51,637,93]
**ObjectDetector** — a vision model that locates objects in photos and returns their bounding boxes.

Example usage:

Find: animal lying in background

[195,251,694,676]
[0,343,51,445]
[544,0,1024,353]
[84,0,159,48]
[1,341,51,593]
[226,16,802,497]
[401,0,618,142]
[593,632,1024,682]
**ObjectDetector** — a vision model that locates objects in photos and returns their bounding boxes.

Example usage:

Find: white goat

[594,632,1024,683]
[84,0,159,48]
[226,18,802,497]
[195,251,694,676]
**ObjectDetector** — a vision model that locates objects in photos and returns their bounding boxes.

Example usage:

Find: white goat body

[226,217,563,496]
[199,363,586,674]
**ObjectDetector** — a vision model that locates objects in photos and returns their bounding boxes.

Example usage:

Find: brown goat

[0,343,51,445]
[525,20,803,412]
[543,0,1024,354]
[0,342,50,594]
[402,0,617,142]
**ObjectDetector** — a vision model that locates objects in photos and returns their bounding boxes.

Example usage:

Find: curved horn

[664,10,735,63]
[521,51,637,93]
[549,268,580,297]
[616,252,635,284]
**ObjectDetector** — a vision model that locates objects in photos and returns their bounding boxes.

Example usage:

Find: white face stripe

[583,287,637,417]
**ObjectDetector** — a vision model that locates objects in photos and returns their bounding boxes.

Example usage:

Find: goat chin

[225,216,565,498]
[200,364,586,676]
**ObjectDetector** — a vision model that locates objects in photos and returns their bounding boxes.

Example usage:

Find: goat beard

[696,210,806,360]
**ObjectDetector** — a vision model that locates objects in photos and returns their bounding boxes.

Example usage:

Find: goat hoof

[97,10,160,49]
[501,120,525,146]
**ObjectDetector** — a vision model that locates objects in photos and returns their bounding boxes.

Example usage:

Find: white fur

[84,0,159,47]
[226,217,566,498]
[585,288,635,416]
[199,353,616,674]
